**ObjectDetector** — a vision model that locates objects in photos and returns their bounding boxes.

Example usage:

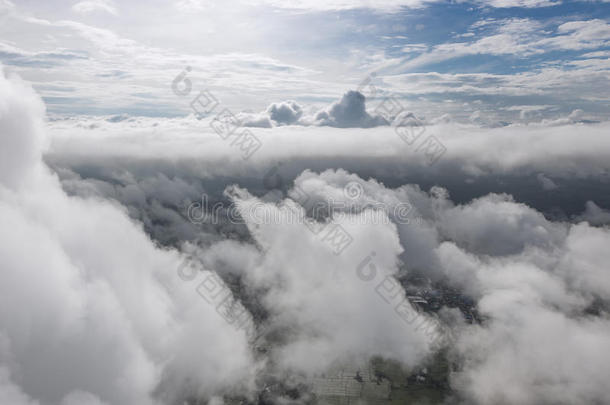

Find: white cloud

[539,19,610,50]
[238,100,305,128]
[397,18,544,69]
[227,184,436,374]
[267,100,303,125]
[44,110,610,180]
[175,0,209,12]
[310,90,389,127]
[0,68,257,404]
[452,294,610,404]
[581,50,610,58]
[0,69,47,190]
[558,223,610,298]
[244,0,440,11]
[399,17,610,72]
[438,193,566,256]
[239,92,389,128]
[244,0,561,10]
[476,0,560,7]
[72,0,117,15]
[435,216,610,404]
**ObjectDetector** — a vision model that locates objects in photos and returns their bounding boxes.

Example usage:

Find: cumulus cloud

[267,100,303,125]
[0,70,47,189]
[236,101,304,128]
[432,199,610,404]
[227,185,437,374]
[557,223,610,298]
[236,112,273,128]
[255,168,610,404]
[290,169,443,276]
[438,193,567,256]
[311,90,389,128]
[71,0,117,15]
[251,169,609,404]
[437,233,610,404]
[0,69,257,404]
[240,91,388,128]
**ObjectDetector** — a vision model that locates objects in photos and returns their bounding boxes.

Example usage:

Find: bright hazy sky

[1,0,609,123]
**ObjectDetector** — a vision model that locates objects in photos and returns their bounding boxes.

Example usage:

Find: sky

[1,0,609,123]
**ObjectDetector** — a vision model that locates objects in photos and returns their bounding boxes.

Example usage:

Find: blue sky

[0,0,609,123]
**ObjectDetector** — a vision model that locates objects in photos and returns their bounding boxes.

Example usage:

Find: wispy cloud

[72,0,118,15]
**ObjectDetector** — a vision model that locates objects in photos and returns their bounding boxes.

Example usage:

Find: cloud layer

[2,66,610,404]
